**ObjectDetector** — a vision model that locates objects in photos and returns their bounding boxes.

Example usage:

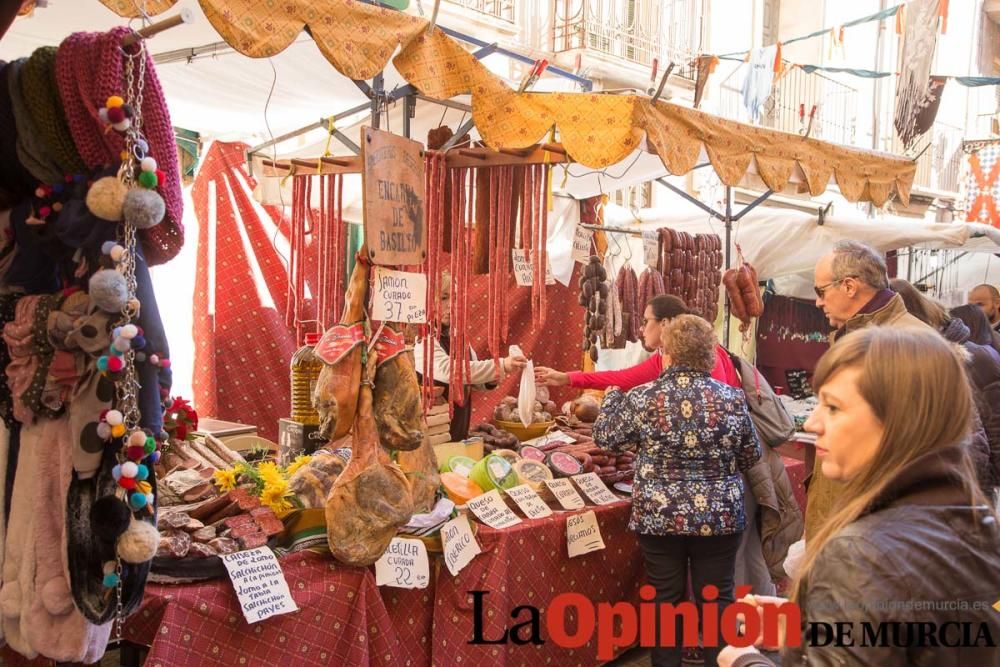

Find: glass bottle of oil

[290,332,323,424]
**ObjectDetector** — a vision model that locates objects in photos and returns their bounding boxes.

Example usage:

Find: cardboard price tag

[371,267,427,324]
[572,472,620,505]
[572,224,594,264]
[221,547,299,624]
[504,484,553,519]
[544,478,586,510]
[441,514,482,576]
[642,230,659,268]
[512,249,556,286]
[521,431,576,448]
[566,510,606,558]
[374,538,430,589]
[466,489,522,529]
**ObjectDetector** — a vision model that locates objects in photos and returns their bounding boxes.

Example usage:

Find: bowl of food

[493,395,558,441]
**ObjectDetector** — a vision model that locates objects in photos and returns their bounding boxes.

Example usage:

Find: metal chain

[114,559,125,642]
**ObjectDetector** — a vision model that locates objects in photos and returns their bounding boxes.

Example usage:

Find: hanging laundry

[693,55,720,109]
[741,45,777,124]
[894,0,941,149]
[964,143,1000,228]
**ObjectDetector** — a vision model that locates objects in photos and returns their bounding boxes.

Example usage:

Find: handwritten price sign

[371,267,427,324]
[374,538,430,589]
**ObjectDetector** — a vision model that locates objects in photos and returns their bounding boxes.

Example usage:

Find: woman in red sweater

[534,295,741,391]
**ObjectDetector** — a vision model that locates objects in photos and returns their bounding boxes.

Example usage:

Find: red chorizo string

[486,167,499,373]
[538,164,549,329]
[498,166,513,347]
[461,167,473,400]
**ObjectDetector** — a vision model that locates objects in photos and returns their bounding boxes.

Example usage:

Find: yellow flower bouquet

[211,455,313,518]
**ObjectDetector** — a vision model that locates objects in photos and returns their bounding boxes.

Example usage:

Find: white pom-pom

[98,108,109,123]
[128,431,146,447]
[122,188,165,230]
[121,462,138,478]
[120,324,138,339]
[89,269,128,313]
[110,245,125,262]
[105,410,124,426]
[101,241,116,255]
[96,422,112,439]
[116,519,159,564]
[85,177,128,221]
[140,157,157,173]
[113,337,130,353]
[112,119,131,132]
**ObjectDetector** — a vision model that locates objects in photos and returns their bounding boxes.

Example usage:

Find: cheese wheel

[440,472,483,505]
[439,455,477,478]
[492,449,521,467]
[513,459,553,492]
[469,454,518,492]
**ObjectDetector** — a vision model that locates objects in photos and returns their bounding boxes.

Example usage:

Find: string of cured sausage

[616,264,641,343]
[637,267,666,314]
[486,168,500,374]
[317,173,330,329]
[421,152,446,411]
[333,174,348,321]
[285,174,313,343]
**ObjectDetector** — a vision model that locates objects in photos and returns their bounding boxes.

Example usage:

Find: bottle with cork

[289,332,323,425]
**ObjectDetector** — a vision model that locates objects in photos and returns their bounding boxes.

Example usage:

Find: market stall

[0,1,941,666]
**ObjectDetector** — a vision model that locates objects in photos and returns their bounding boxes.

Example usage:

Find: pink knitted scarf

[55,27,183,265]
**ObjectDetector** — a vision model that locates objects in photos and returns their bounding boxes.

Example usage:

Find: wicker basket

[494,419,556,442]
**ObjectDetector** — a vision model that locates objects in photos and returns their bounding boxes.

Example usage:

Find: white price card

[466,489,522,529]
[374,538,430,589]
[512,249,556,286]
[371,267,427,324]
[642,230,659,268]
[544,478,586,510]
[566,510,606,558]
[572,472,620,506]
[221,547,299,624]
[572,224,594,264]
[505,484,553,519]
[441,514,482,576]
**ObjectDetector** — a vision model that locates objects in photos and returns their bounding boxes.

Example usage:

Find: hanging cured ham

[396,436,440,514]
[325,355,414,567]
[372,322,424,451]
[313,253,370,442]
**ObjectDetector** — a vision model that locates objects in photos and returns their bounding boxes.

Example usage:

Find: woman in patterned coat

[593,314,761,667]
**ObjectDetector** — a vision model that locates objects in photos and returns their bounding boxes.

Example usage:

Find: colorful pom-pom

[147,451,160,464]
[113,337,131,353]
[52,202,62,212]
[110,245,125,262]
[103,561,116,575]
[34,187,45,198]
[143,440,156,455]
[98,108,109,124]
[107,356,124,372]
[136,464,149,481]
[140,157,157,173]
[155,169,166,186]
[111,423,126,439]
[106,410,124,426]
[112,119,131,132]
[117,476,136,490]
[121,324,138,339]
[107,106,126,124]
[102,573,120,588]
[129,493,146,510]
[106,95,124,109]
[74,174,85,183]
[38,206,51,217]
[126,445,145,461]
[112,464,122,480]
[121,462,138,478]
[120,150,129,161]
[137,481,152,496]
[160,358,171,369]
[129,431,146,447]
[96,356,109,372]
[134,352,146,363]
[52,183,64,194]
[148,354,159,366]
[137,170,158,189]
[96,422,112,440]
[121,103,134,118]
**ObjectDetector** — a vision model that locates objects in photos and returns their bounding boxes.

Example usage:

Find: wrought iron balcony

[552,0,704,74]
[719,67,859,147]
[909,122,964,194]
[445,0,515,23]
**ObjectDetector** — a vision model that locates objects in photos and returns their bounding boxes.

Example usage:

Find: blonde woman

[593,315,760,667]
[720,327,1000,667]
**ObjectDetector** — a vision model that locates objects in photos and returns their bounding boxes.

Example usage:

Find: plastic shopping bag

[509,345,534,427]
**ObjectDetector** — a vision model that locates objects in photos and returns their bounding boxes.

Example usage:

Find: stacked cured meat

[657,228,723,323]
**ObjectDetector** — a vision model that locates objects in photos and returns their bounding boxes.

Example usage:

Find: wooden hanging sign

[361,127,427,266]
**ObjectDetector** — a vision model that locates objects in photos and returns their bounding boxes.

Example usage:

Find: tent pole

[371,73,384,129]
[724,186,733,348]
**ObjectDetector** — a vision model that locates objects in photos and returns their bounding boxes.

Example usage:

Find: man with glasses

[802,240,928,547]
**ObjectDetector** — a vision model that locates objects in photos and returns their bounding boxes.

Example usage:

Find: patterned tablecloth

[123,551,401,667]
[384,500,644,667]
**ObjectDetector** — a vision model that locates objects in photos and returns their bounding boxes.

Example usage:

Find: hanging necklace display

[86,36,165,642]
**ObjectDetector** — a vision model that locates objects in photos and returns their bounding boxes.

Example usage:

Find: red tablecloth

[384,500,644,667]
[123,552,400,667]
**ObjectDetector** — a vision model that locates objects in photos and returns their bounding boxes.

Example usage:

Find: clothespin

[650,62,675,104]
[518,59,549,93]
[647,58,659,96]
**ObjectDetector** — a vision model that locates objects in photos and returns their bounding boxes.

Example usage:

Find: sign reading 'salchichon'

[362,127,426,266]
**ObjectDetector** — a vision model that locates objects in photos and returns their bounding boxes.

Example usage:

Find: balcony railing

[909,122,964,194]
[445,0,515,23]
[719,67,859,147]
[552,0,704,73]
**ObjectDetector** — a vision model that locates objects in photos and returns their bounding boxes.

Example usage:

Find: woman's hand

[737,594,791,651]
[534,366,569,386]
[503,354,528,375]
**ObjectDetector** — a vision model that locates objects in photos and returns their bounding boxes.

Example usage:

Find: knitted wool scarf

[55,27,183,265]
[6,59,63,186]
[20,47,84,175]
[0,62,39,204]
